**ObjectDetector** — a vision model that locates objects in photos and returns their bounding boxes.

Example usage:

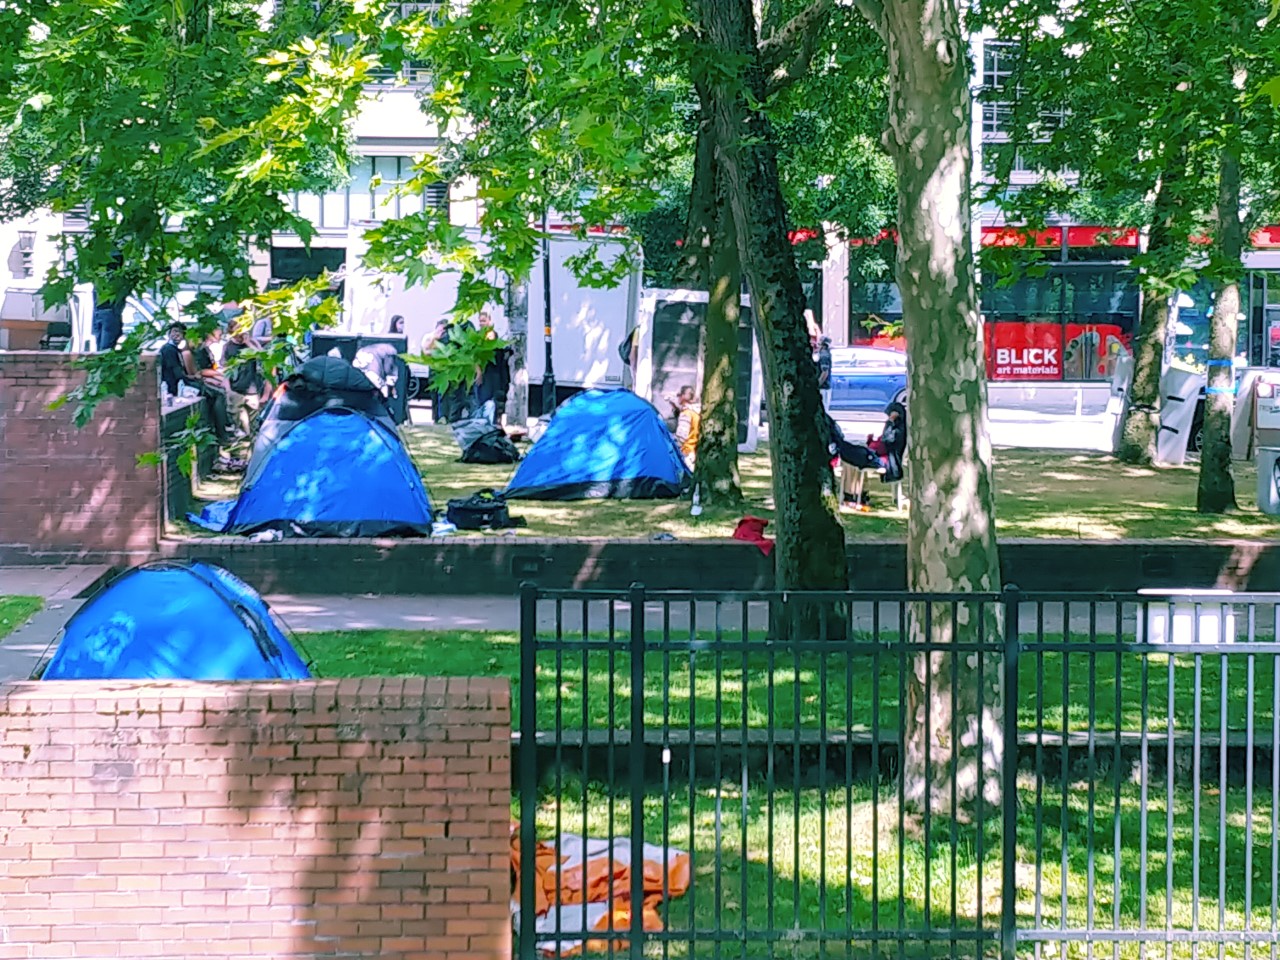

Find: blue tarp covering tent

[505,390,691,500]
[191,408,434,537]
[40,562,311,680]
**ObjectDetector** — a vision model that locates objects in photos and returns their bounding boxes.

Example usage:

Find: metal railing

[516,585,1280,960]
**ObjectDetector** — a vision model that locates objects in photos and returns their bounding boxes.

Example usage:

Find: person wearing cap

[816,336,833,412]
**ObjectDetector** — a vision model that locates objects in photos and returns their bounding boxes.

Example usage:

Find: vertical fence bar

[1034,600,1046,960]
[740,601,750,960]
[1112,600,1122,960]
[950,601,960,956]
[604,599,614,958]
[1220,638,1229,960]
[1001,586,1021,960]
[897,598,907,960]
[1246,632,1257,960]
[629,584,646,960]
[1194,649,1204,960]
[1166,640,1175,960]
[1086,602,1097,960]
[1146,609,1157,942]
[519,583,539,960]
[662,601,673,959]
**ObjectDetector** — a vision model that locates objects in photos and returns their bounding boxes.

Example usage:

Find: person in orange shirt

[672,384,700,464]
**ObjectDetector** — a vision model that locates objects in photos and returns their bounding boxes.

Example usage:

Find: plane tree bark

[693,0,849,603]
[856,0,1003,817]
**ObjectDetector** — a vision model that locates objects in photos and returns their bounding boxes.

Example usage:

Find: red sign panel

[980,227,1062,249]
[986,322,1134,381]
[986,322,1064,381]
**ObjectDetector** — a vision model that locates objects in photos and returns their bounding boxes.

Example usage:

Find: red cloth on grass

[732,516,775,557]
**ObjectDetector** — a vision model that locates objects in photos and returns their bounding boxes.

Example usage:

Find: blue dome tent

[505,390,691,500]
[193,408,434,537]
[40,562,311,681]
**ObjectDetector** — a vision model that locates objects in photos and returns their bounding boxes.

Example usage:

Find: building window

[289,157,448,231]
[367,2,441,85]
[981,40,1016,138]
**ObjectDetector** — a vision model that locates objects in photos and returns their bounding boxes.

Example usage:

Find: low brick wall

[0,352,174,564]
[158,536,1280,594]
[0,677,511,960]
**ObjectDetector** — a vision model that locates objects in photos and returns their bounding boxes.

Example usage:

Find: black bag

[461,428,521,465]
[446,489,520,530]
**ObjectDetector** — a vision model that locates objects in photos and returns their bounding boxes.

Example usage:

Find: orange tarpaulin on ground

[511,825,692,957]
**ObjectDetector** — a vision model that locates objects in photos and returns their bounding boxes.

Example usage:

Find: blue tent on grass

[191,408,433,538]
[505,390,691,500]
[41,562,311,680]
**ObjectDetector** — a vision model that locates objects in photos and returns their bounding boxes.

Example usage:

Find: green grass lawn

[526,778,1275,959]
[0,596,42,640]
[186,424,1280,541]
[310,627,1276,956]
[304,628,1280,734]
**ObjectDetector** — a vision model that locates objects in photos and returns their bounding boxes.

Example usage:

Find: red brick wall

[0,677,512,960]
[0,352,163,562]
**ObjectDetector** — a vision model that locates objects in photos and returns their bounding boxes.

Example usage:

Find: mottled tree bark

[1117,148,1187,466]
[1197,145,1242,513]
[871,0,1003,816]
[695,0,848,599]
[683,89,743,505]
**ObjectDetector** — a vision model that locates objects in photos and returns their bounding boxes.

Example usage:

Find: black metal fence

[516,585,1280,960]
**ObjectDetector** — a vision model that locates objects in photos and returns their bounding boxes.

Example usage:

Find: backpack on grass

[445,489,524,530]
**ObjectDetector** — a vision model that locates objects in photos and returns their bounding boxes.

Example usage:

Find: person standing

[186,329,234,445]
[472,311,510,424]
[157,322,189,401]
[223,326,266,437]
[91,251,127,351]
[667,384,701,466]
[91,294,124,352]
[816,337,833,412]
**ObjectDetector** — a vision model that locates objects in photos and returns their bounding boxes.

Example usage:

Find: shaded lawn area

[186,424,1280,541]
[304,628,1279,734]
[402,425,1280,541]
[524,778,1276,958]
[0,596,42,640]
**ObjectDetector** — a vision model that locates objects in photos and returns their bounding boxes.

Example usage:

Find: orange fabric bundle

[510,824,692,957]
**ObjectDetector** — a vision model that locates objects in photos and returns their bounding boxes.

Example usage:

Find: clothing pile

[511,826,692,958]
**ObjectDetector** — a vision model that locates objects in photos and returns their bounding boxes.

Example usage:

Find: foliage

[137,410,218,478]
[354,0,688,311]
[980,0,1280,292]
[411,323,510,395]
[0,0,392,414]
[227,274,345,383]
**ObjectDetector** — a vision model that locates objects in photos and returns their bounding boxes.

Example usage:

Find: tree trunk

[1197,145,1242,513]
[1117,148,1187,466]
[694,0,848,601]
[877,0,1002,818]
[684,89,743,505]
[506,276,529,427]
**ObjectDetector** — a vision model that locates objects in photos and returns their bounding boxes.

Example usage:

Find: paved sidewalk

[0,566,110,681]
[0,565,111,601]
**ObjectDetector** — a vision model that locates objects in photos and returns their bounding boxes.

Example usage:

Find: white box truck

[341,222,643,410]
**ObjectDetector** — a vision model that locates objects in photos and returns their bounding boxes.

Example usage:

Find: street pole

[541,207,557,416]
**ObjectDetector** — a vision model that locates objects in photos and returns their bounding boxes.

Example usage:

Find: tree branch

[848,0,886,43]
[758,0,837,95]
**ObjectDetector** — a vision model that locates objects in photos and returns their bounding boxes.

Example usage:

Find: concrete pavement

[0,566,109,682]
[1,567,1254,683]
